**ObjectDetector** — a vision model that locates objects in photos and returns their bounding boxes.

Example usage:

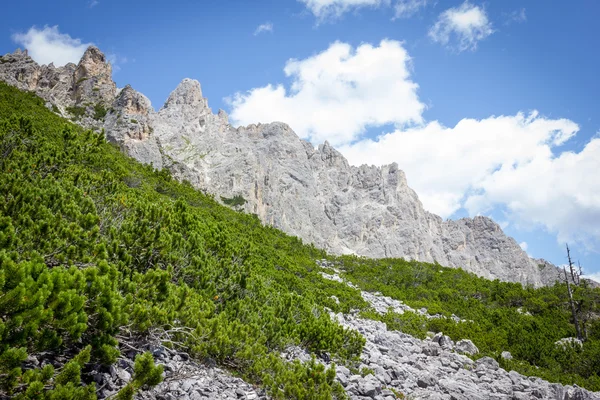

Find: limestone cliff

[0,47,559,286]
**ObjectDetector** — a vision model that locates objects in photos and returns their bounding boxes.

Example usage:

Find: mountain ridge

[0,46,561,286]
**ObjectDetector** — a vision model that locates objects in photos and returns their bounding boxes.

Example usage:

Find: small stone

[189,392,203,400]
[455,339,479,355]
[476,357,500,371]
[246,391,258,400]
[116,369,131,383]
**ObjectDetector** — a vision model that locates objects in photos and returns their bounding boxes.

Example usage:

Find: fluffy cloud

[11,25,92,66]
[229,40,424,146]
[465,137,600,249]
[429,2,493,52]
[339,112,580,217]
[299,0,389,20]
[254,22,274,35]
[228,39,600,251]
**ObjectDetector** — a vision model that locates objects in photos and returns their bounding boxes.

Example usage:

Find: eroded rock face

[0,46,559,286]
[73,46,116,106]
[0,49,77,110]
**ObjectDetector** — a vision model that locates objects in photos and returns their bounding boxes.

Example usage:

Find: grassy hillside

[0,81,599,398]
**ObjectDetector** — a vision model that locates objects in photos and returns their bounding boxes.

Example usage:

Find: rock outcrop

[0,46,560,286]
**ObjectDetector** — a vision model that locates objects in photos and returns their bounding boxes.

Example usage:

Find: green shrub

[221,195,247,207]
[93,103,107,120]
[66,105,86,120]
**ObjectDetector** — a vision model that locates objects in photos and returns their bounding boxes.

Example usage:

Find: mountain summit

[0,46,560,286]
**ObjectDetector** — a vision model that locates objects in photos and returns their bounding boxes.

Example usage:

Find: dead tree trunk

[565,244,583,341]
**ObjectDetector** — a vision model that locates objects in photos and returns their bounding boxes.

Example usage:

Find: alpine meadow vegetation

[0,81,599,398]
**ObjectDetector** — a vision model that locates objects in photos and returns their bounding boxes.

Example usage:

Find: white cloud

[89,0,99,7]
[429,2,493,52]
[394,0,429,18]
[298,0,430,20]
[519,242,528,251]
[11,25,92,66]
[339,112,580,218]
[340,112,600,251]
[228,39,600,252]
[254,22,274,35]
[465,137,600,250]
[299,0,389,20]
[228,40,424,146]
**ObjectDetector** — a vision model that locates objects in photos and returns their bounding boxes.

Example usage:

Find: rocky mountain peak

[163,78,205,108]
[115,85,152,116]
[73,46,115,106]
[319,140,349,168]
[78,46,108,70]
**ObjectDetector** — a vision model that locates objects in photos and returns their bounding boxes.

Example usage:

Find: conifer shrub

[221,194,247,207]
[66,105,86,120]
[93,103,107,120]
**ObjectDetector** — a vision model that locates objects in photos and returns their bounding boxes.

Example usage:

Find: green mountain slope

[0,82,365,399]
[0,81,599,398]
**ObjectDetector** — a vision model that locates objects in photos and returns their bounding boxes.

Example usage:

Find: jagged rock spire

[163,78,205,108]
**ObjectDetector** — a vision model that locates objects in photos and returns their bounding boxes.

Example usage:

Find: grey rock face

[72,46,116,107]
[0,47,562,286]
[143,79,548,286]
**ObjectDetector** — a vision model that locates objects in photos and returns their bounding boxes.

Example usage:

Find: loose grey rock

[321,286,600,400]
[455,339,479,355]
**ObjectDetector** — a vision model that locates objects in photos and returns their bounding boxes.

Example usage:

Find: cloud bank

[229,40,424,146]
[228,39,600,251]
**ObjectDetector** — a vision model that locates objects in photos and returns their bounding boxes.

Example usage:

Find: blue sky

[2,0,599,277]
